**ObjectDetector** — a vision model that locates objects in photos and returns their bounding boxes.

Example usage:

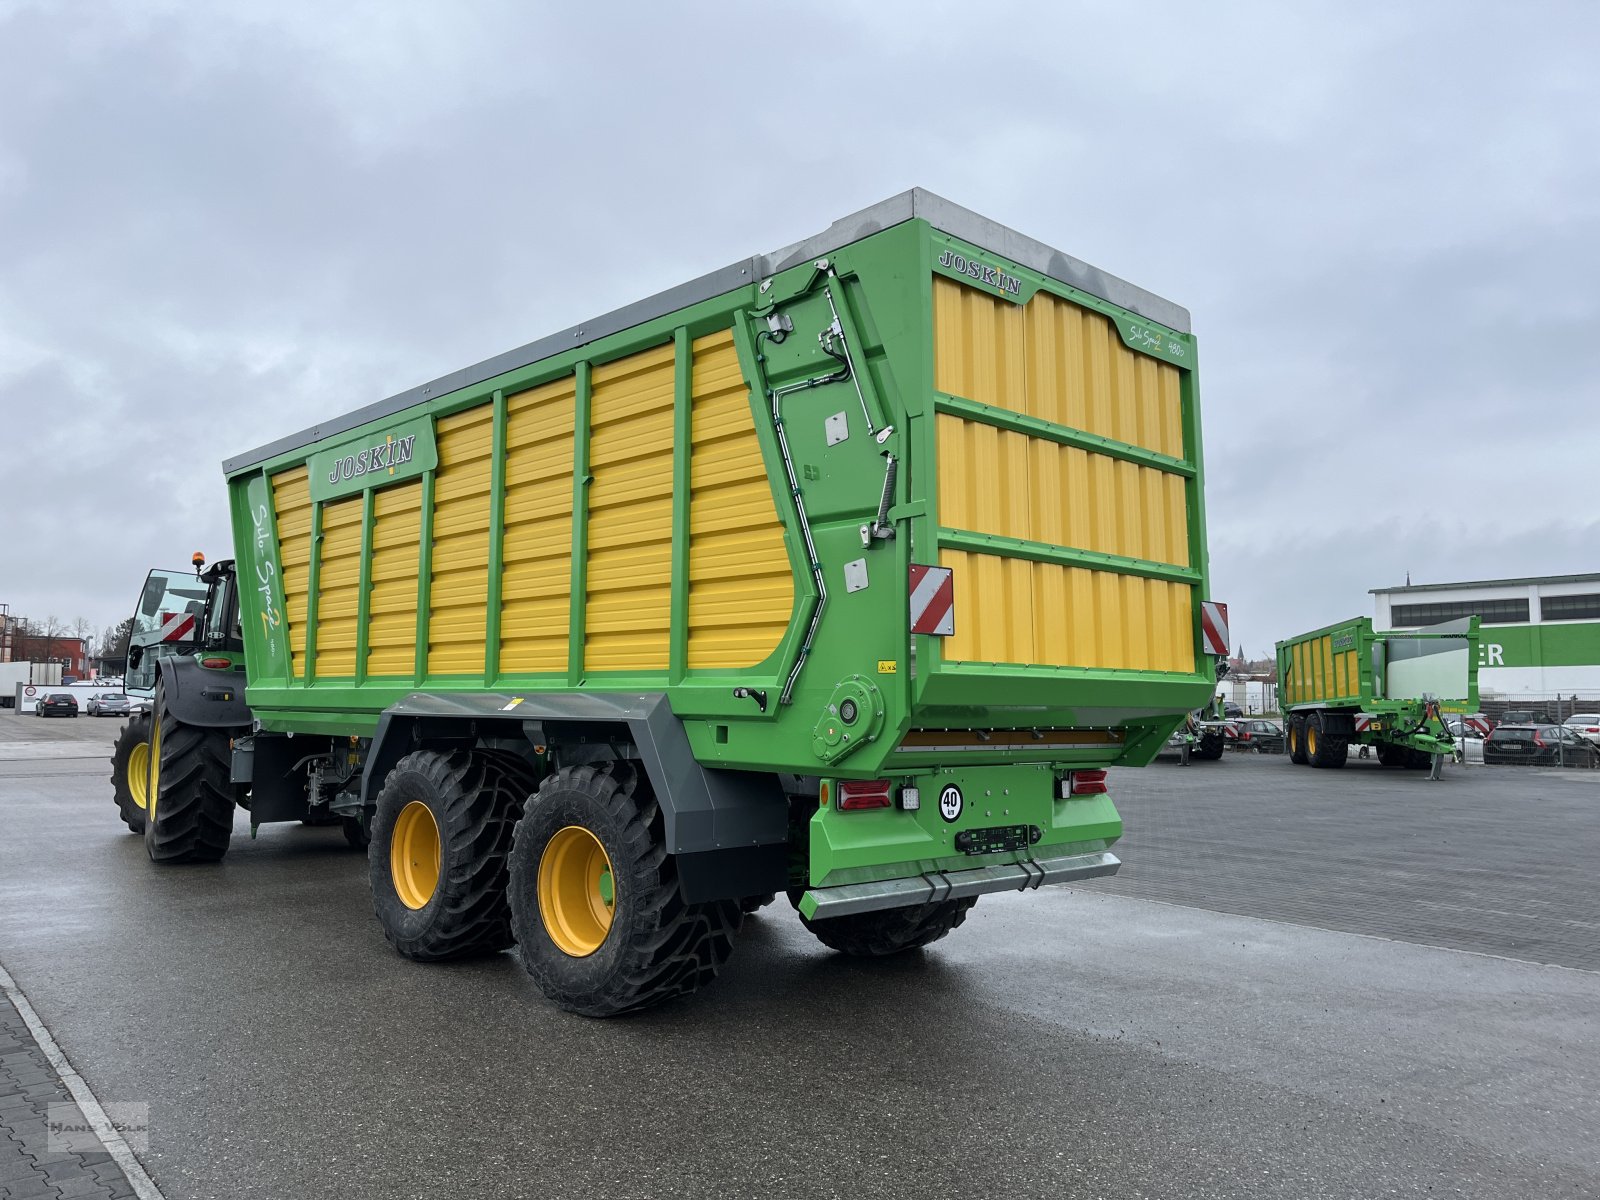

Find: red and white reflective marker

[1200,600,1229,657]
[1463,716,1491,737]
[156,610,196,643]
[1355,715,1376,734]
[909,564,954,636]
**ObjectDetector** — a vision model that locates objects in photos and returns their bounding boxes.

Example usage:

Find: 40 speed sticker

[938,784,963,823]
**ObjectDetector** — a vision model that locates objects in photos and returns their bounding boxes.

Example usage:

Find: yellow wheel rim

[1307,727,1319,757]
[538,826,615,958]
[391,801,441,911]
[129,740,150,812]
[146,720,161,818]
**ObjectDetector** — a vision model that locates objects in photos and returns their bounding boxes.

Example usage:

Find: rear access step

[800,849,1120,920]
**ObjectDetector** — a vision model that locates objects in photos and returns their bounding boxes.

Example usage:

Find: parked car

[1446,715,1493,740]
[1483,723,1600,767]
[85,693,132,717]
[1561,714,1600,747]
[37,693,79,718]
[1498,709,1552,726]
[1232,718,1285,753]
[1222,703,1244,718]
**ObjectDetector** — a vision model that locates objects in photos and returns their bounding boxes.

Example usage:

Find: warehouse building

[1371,573,1600,702]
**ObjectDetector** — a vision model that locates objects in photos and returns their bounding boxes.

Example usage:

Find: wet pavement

[1,715,1596,1198]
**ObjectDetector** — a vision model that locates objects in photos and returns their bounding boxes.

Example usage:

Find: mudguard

[360,692,788,903]
[154,656,252,730]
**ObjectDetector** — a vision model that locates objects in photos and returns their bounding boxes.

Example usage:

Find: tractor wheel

[144,683,235,863]
[740,893,777,915]
[1287,717,1309,764]
[1376,743,1404,768]
[1193,733,1225,761]
[798,897,978,957]
[369,750,533,961]
[1306,713,1348,769]
[109,713,153,834]
[1404,748,1432,770]
[509,762,742,1017]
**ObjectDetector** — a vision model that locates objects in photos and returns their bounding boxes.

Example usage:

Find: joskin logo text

[937,248,1023,295]
[328,434,416,485]
[308,420,437,502]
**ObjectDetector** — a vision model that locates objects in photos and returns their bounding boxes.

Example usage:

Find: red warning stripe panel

[1200,600,1228,657]
[909,564,955,636]
[157,611,196,643]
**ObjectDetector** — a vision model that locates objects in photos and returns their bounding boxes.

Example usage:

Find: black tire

[1287,716,1309,765]
[799,897,977,957]
[509,761,742,1017]
[342,816,371,850]
[144,682,235,863]
[1375,743,1403,767]
[740,893,777,915]
[1192,732,1225,761]
[1404,748,1432,770]
[369,750,533,962]
[108,713,153,834]
[1306,713,1348,769]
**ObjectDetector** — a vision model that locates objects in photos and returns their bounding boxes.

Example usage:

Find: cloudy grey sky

[2,1,1596,656]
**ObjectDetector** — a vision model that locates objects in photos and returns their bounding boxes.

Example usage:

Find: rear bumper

[800,849,1120,920]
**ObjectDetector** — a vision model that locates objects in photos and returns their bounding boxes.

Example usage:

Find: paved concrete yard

[0,714,1595,1199]
[1090,749,1600,969]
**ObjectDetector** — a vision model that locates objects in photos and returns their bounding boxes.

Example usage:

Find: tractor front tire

[798,897,978,957]
[369,750,532,962]
[509,762,742,1017]
[144,685,235,863]
[109,713,153,834]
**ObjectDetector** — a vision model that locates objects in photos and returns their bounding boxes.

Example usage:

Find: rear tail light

[837,780,893,811]
[1069,769,1108,796]
[200,657,232,669]
[1533,732,1546,748]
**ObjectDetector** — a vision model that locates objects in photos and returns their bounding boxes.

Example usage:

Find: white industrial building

[1372,573,1600,701]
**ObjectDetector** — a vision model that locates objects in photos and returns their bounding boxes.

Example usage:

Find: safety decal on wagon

[909,565,955,636]
[1200,601,1229,657]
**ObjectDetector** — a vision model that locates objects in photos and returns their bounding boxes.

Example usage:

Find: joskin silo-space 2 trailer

[1277,616,1479,779]
[109,190,1224,1015]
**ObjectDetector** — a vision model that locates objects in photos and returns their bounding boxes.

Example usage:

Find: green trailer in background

[109,190,1223,1015]
[1276,616,1479,777]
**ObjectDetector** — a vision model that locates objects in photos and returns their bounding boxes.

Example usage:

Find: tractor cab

[125,556,242,695]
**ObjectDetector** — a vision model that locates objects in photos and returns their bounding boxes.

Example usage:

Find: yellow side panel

[934,278,1184,458]
[427,404,494,675]
[314,495,363,677]
[932,276,1026,411]
[937,416,1188,568]
[365,481,422,677]
[270,467,312,679]
[932,277,1193,672]
[939,549,1193,673]
[687,330,794,670]
[499,376,576,675]
[585,345,675,673]
[1023,289,1185,459]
